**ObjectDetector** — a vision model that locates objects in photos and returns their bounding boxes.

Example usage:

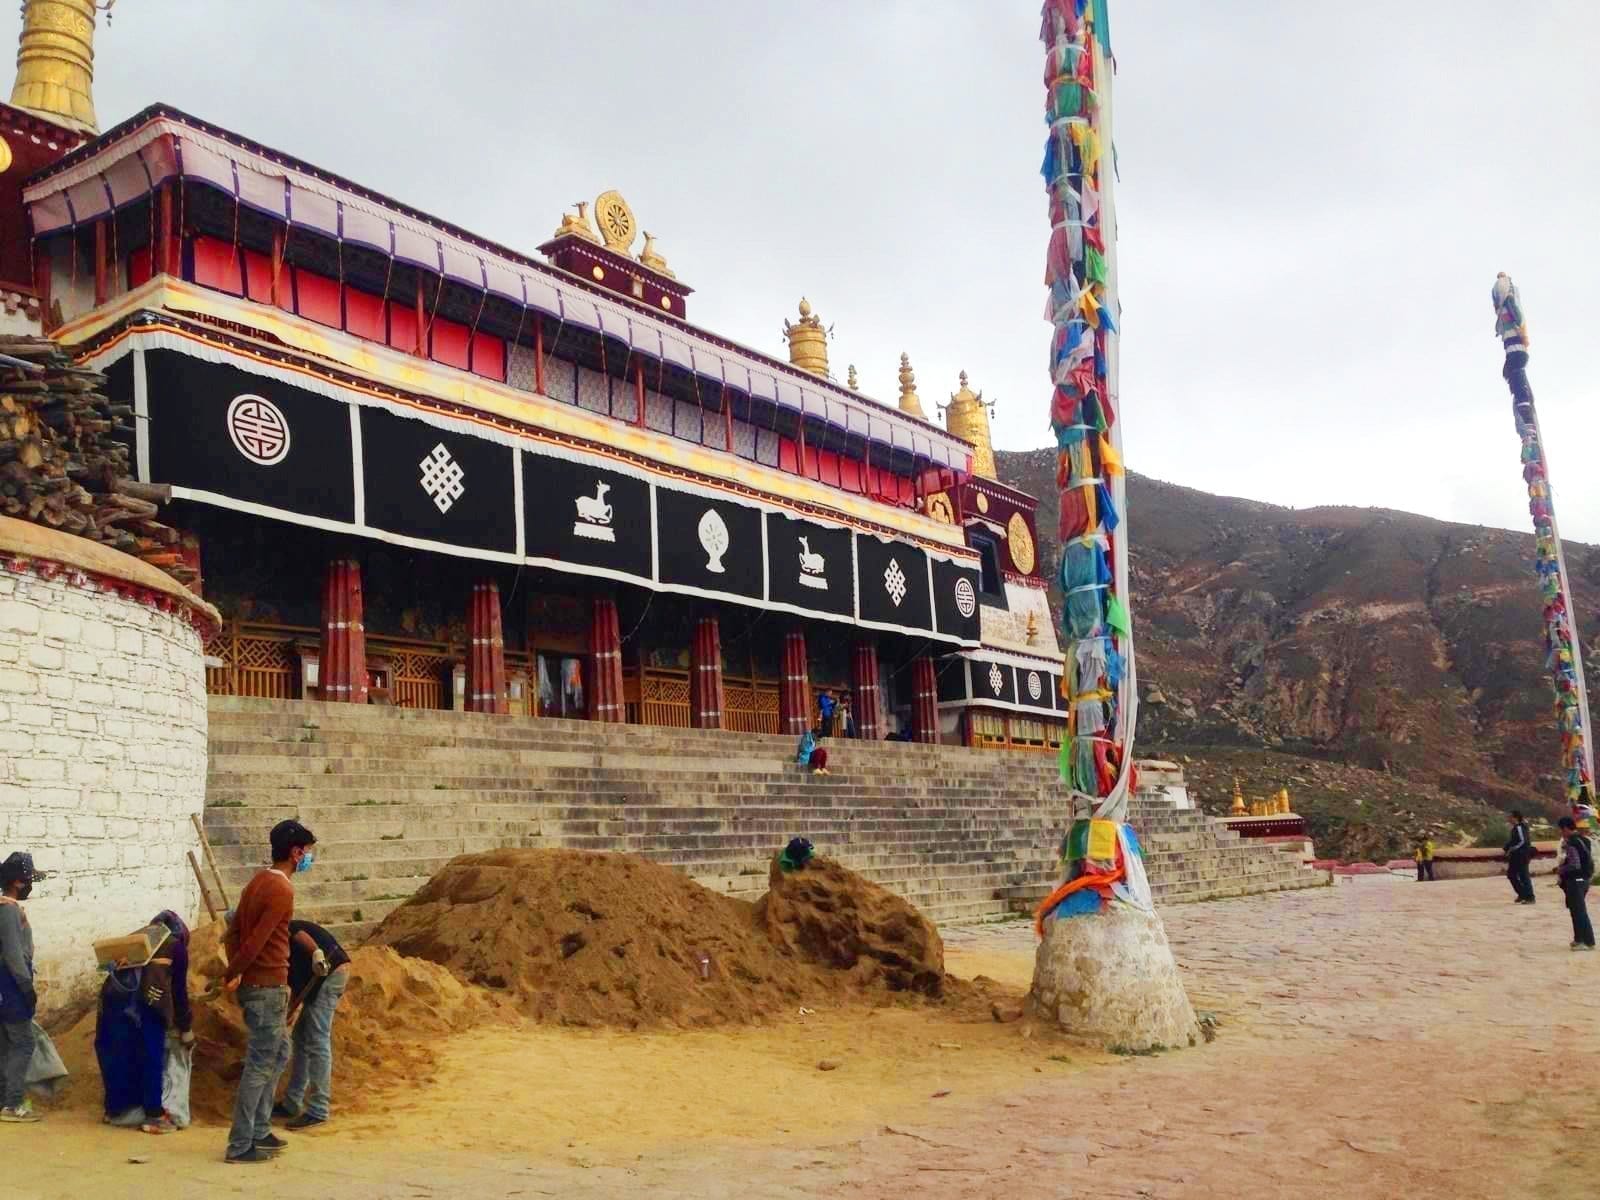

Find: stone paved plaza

[18,873,1598,1199]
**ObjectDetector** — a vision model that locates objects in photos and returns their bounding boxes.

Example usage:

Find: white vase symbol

[698,509,730,573]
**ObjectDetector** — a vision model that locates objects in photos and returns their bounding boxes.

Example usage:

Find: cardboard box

[93,924,170,971]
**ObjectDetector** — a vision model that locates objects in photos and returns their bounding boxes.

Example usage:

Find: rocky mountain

[995,448,1600,827]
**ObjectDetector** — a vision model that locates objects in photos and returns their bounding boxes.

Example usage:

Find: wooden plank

[188,850,219,925]
[190,812,231,910]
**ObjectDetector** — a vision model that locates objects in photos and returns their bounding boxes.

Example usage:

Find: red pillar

[851,641,883,741]
[589,597,625,723]
[320,559,368,704]
[157,183,178,276]
[911,655,939,744]
[779,629,810,735]
[466,579,508,715]
[690,616,724,729]
[93,219,108,306]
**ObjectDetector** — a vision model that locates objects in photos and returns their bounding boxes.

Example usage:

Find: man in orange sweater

[222,819,316,1164]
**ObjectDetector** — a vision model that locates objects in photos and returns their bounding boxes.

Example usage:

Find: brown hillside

[996,449,1598,817]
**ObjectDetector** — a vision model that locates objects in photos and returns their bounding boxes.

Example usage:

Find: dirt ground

[14,873,1599,1199]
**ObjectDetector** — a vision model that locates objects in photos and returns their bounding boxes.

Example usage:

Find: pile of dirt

[51,920,498,1122]
[370,848,963,1029]
[755,857,945,997]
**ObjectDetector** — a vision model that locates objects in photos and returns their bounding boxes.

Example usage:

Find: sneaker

[254,1133,288,1153]
[270,1102,298,1120]
[285,1113,326,1130]
[225,1148,273,1164]
[0,1106,40,1124]
[141,1113,177,1135]
[1576,943,1596,952]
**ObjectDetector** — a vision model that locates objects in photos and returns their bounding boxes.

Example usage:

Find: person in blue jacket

[815,689,837,738]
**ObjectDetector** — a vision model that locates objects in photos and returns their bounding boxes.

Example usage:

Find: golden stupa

[9,0,108,134]
[943,371,996,479]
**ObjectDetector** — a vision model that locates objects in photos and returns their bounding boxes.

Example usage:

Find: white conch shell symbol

[698,508,730,573]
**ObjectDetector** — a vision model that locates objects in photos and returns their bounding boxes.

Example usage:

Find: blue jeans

[226,986,290,1158]
[284,968,348,1120]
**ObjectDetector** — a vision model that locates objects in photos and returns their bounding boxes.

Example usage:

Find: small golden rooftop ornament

[896,353,927,419]
[552,200,600,245]
[639,232,674,279]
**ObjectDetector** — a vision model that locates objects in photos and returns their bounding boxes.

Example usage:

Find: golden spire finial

[639,231,675,279]
[553,200,600,245]
[847,364,859,390]
[896,352,927,419]
[782,297,830,377]
[1230,777,1247,816]
[10,0,113,134]
[941,369,997,479]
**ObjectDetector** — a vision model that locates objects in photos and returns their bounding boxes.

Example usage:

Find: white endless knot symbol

[1028,671,1043,701]
[883,558,908,607]
[989,664,1005,695]
[419,443,466,514]
[953,577,977,618]
[226,394,290,466]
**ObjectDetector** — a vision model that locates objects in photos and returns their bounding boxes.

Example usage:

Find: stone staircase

[203,697,1328,942]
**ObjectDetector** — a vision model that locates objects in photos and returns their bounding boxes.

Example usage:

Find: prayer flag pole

[1491,276,1595,813]
[1029,0,1199,1050]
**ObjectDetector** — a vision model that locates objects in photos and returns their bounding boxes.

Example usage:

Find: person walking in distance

[273,920,350,1129]
[222,820,316,1164]
[1504,810,1536,903]
[1413,834,1436,883]
[0,852,49,1124]
[1555,816,1595,951]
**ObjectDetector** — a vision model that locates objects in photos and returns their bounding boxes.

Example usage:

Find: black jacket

[1557,834,1592,886]
[1504,821,1534,860]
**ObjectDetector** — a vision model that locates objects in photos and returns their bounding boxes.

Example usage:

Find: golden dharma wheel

[593,190,637,255]
[1007,512,1035,574]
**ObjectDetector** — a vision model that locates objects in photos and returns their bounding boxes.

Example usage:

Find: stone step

[204,697,1322,931]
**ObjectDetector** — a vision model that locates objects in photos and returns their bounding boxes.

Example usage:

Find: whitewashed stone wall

[0,564,209,1012]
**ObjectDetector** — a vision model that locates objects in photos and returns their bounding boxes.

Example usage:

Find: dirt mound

[370,848,956,1029]
[755,857,945,997]
[51,920,497,1122]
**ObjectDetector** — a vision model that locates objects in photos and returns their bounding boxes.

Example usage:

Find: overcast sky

[36,1,1600,540]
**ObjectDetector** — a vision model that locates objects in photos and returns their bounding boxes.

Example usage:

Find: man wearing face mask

[221,820,316,1164]
[0,852,49,1123]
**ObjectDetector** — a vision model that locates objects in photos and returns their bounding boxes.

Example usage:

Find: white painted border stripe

[132,347,150,484]
[348,405,365,528]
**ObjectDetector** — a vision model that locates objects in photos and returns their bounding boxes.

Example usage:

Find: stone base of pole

[1029,903,1200,1051]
